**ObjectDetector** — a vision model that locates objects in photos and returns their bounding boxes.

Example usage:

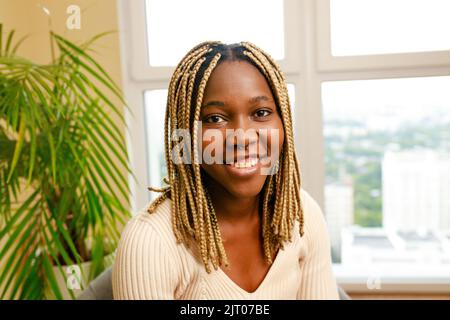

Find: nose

[225,115,259,153]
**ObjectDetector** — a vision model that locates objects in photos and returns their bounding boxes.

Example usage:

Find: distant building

[325,182,354,261]
[335,149,450,278]
[382,149,450,233]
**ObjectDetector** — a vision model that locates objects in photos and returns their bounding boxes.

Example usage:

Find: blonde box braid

[147,41,304,273]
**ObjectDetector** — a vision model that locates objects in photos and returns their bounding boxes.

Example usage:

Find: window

[330,0,450,56]
[145,0,285,66]
[144,90,167,191]
[317,0,450,291]
[322,77,450,276]
[119,0,450,292]
[317,0,450,71]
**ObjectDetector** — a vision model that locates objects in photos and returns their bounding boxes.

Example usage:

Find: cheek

[201,128,225,161]
[267,118,285,155]
[200,162,222,187]
[200,129,225,179]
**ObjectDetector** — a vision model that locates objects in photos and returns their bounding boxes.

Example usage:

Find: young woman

[112,41,339,299]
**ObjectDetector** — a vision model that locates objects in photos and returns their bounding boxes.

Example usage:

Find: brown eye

[204,115,225,123]
[255,109,272,118]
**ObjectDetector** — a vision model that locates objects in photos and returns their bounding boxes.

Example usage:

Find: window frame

[126,0,302,81]
[317,0,450,72]
[117,0,450,293]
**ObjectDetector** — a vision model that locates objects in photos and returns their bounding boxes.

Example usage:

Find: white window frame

[316,0,450,72]
[117,0,450,293]
[125,0,302,81]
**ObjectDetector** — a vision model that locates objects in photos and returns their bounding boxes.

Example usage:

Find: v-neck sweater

[112,188,339,300]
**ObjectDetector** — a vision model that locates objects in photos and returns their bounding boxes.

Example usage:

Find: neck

[204,178,260,225]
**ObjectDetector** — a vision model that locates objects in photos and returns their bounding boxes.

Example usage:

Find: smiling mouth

[226,157,259,169]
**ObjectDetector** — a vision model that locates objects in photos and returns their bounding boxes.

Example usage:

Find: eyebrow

[202,95,272,109]
[249,95,272,104]
[202,100,225,108]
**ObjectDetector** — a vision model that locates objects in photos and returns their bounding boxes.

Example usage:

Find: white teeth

[231,158,258,168]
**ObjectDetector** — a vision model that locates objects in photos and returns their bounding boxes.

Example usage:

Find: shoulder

[299,188,330,243]
[296,188,339,299]
[133,197,173,233]
[115,197,179,258]
[134,196,172,228]
[112,197,182,299]
[300,188,325,222]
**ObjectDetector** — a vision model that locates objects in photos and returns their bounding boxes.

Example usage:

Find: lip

[224,157,261,178]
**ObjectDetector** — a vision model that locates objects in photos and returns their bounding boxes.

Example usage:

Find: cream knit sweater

[112,188,339,300]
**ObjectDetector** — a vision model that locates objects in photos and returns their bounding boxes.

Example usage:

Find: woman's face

[199,60,285,198]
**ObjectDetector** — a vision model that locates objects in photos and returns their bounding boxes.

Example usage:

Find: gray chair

[338,286,351,300]
[78,266,351,300]
[77,267,114,300]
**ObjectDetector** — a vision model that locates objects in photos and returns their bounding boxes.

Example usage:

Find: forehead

[203,60,273,99]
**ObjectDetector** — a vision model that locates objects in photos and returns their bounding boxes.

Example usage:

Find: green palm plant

[0,24,133,299]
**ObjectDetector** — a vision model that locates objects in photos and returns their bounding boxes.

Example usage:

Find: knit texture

[112,188,339,300]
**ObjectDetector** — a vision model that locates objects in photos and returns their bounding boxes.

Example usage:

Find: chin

[201,164,267,199]
[224,180,265,199]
